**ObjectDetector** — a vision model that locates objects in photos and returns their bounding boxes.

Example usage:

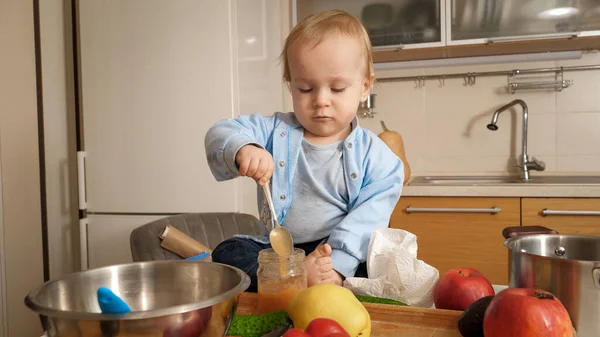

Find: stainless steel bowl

[25,260,250,337]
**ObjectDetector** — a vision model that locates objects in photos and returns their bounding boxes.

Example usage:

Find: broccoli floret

[356,295,408,306]
[226,310,291,337]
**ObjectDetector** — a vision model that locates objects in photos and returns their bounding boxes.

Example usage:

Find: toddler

[205,9,404,291]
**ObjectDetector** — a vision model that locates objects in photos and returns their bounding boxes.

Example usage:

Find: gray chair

[130,212,261,262]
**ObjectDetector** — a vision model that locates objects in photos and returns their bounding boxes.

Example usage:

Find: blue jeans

[211,237,368,292]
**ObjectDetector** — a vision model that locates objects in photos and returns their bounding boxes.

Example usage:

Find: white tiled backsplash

[359,52,600,176]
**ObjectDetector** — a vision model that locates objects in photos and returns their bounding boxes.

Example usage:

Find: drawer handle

[405,206,501,214]
[542,209,600,216]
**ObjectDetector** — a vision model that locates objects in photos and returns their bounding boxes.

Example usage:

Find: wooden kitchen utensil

[159,224,212,258]
[378,121,411,185]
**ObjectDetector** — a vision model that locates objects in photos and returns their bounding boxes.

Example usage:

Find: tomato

[282,328,311,337]
[304,318,350,337]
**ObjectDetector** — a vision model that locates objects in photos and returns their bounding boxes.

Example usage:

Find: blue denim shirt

[205,112,404,277]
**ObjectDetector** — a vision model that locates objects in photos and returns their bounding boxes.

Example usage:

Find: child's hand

[235,145,274,186]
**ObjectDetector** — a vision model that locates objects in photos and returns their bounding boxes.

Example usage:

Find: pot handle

[593,268,600,290]
[502,226,559,239]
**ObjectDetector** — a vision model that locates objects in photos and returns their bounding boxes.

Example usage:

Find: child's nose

[313,89,330,108]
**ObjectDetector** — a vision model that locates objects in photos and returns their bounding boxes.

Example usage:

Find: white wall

[0,0,45,336]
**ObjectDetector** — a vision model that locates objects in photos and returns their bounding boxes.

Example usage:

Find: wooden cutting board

[234,292,463,337]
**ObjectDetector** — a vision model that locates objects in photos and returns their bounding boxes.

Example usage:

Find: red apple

[483,288,575,337]
[433,268,494,311]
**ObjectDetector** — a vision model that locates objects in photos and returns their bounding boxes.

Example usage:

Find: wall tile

[556,52,600,113]
[362,80,427,164]
[557,155,600,172]
[557,112,600,155]
[556,71,600,113]
[424,76,522,158]
[527,113,557,157]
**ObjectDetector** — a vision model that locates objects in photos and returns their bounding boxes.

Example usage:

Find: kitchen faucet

[487,99,545,181]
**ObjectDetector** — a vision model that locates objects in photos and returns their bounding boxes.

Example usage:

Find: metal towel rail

[377,64,600,83]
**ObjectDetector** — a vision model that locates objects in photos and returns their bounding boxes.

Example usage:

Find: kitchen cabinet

[443,0,600,60]
[389,196,520,285]
[294,0,448,62]
[292,0,600,63]
[522,198,600,236]
[449,0,600,43]
[294,0,445,49]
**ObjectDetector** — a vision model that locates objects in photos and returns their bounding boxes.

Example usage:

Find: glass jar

[257,248,307,314]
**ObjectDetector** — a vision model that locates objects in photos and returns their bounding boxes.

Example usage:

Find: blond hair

[280,10,374,84]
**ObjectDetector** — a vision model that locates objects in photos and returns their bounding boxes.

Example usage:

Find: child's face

[288,34,372,143]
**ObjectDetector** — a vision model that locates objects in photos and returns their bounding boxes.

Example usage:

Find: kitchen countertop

[402,181,600,198]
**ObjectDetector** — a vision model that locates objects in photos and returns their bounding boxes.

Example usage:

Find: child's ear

[360,74,375,102]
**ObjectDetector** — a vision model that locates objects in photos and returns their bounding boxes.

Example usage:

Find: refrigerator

[75,0,285,269]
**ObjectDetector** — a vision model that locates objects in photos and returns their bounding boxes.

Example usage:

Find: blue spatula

[185,252,210,261]
[97,287,131,314]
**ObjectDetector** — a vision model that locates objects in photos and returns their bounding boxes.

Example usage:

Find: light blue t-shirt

[283,138,349,244]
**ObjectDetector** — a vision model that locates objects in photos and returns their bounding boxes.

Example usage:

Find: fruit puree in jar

[258,275,306,313]
[257,248,307,313]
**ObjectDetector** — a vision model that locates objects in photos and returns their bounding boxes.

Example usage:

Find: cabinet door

[293,0,445,49]
[448,0,600,45]
[522,198,600,236]
[390,197,520,285]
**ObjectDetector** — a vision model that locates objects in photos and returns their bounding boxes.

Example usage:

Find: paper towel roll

[159,225,212,258]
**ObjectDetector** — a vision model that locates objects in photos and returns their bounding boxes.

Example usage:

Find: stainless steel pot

[504,226,600,337]
[25,260,250,337]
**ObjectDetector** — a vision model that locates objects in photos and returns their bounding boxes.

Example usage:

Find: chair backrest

[130,212,261,262]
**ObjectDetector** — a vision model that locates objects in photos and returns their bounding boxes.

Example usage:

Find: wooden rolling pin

[159,224,212,259]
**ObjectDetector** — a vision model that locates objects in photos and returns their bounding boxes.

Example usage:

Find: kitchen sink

[408,175,600,186]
